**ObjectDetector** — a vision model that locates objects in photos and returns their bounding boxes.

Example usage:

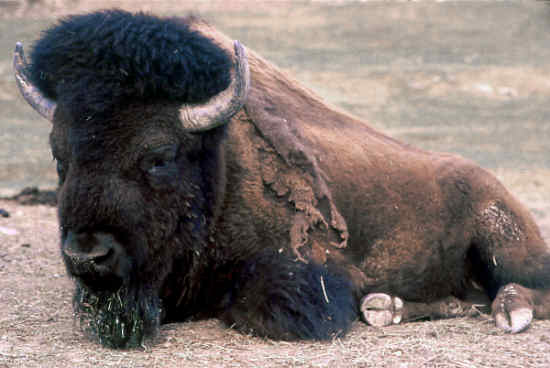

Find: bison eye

[140,144,179,189]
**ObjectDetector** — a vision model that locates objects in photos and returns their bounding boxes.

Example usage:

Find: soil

[2,1,550,367]
[2,187,57,206]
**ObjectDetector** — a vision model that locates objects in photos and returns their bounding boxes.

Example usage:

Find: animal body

[14,10,550,348]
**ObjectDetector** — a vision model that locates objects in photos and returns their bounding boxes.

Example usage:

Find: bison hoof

[360,293,403,327]
[492,283,533,334]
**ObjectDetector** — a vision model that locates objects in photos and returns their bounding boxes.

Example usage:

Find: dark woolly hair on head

[28,9,232,117]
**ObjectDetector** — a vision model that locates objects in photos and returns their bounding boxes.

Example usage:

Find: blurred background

[1,0,549,232]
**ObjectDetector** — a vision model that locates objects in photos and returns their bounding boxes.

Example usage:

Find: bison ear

[179,40,250,132]
[13,42,57,122]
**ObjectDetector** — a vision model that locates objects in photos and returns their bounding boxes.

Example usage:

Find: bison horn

[179,40,250,132]
[13,42,57,122]
[13,40,249,128]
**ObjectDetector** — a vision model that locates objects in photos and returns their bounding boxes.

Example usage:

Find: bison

[13,10,550,349]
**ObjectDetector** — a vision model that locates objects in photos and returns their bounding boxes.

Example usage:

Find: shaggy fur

[220,250,356,340]
[29,10,232,119]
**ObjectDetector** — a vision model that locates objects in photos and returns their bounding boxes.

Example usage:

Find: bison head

[14,10,249,348]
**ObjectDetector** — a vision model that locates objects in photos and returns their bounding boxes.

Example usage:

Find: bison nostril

[92,247,114,265]
[64,245,112,266]
[63,232,113,265]
[62,231,130,282]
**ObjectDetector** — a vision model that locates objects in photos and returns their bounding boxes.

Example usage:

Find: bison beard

[72,250,356,348]
[73,281,162,348]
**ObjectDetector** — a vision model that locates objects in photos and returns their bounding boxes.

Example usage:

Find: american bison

[14,10,550,348]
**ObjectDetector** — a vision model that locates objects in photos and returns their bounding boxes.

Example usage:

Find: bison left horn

[179,40,250,132]
[13,42,57,122]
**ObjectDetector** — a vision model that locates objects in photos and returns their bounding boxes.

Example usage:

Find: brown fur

[195,19,550,308]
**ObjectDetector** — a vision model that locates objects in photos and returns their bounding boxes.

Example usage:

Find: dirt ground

[2,1,550,367]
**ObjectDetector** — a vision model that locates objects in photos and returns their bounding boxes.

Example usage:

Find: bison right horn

[13,42,57,122]
[179,40,250,132]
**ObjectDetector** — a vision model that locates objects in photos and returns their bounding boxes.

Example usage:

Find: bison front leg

[219,250,357,340]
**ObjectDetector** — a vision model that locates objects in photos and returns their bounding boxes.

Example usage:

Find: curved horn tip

[14,42,25,61]
[13,41,57,122]
[14,43,23,61]
[231,40,250,89]
[233,40,245,57]
[14,42,27,72]
[233,40,242,50]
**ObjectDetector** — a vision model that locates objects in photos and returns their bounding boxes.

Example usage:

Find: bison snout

[63,231,131,289]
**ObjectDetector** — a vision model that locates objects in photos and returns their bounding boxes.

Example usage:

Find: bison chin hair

[73,279,162,349]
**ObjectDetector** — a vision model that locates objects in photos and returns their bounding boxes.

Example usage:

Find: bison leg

[219,250,357,340]
[360,293,403,326]
[468,176,550,333]
[360,293,484,327]
[492,283,534,333]
[492,283,550,333]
